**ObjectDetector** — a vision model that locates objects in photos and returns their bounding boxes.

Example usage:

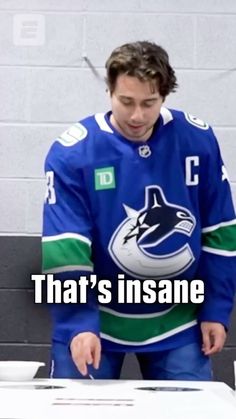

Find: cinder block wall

[0,1,236,386]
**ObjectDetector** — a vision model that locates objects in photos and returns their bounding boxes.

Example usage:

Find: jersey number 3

[45,171,56,204]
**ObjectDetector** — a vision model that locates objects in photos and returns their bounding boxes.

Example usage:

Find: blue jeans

[50,341,212,380]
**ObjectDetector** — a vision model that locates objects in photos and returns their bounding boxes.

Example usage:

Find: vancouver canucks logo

[108,186,196,279]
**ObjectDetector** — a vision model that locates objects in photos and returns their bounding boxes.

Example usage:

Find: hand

[200,321,226,356]
[70,332,101,376]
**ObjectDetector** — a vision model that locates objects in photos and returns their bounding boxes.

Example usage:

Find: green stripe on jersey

[202,224,236,252]
[42,237,93,272]
[100,304,197,344]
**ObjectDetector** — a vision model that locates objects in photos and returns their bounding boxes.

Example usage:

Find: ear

[106,87,112,97]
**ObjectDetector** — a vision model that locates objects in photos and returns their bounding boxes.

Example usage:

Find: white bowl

[0,361,45,381]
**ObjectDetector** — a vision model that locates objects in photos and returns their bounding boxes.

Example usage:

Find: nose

[130,106,144,123]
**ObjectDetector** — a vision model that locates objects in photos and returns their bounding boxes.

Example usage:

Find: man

[42,41,236,380]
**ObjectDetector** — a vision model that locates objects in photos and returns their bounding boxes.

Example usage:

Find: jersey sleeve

[42,139,100,344]
[197,129,236,328]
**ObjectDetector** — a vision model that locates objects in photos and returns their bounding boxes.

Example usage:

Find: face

[109,74,164,142]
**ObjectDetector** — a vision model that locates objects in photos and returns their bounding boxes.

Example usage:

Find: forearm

[197,251,236,329]
[48,272,100,345]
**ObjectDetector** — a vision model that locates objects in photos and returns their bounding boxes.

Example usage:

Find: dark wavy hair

[105,41,178,97]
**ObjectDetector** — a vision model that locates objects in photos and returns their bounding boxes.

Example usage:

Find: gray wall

[0,1,236,387]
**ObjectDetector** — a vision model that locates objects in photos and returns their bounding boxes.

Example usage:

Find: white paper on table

[5,386,234,419]
[1,379,236,419]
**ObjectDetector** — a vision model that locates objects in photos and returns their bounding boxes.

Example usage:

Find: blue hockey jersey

[42,107,236,352]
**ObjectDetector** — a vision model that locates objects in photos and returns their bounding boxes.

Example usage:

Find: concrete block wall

[0,0,236,385]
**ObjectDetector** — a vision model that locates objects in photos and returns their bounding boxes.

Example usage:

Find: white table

[0,379,235,419]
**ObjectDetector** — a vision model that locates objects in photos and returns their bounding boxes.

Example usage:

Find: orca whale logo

[108,186,196,279]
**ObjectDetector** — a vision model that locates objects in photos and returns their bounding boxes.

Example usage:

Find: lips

[128,124,144,130]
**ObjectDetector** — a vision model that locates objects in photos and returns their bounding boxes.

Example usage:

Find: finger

[71,342,88,376]
[206,333,224,355]
[202,336,221,355]
[202,330,211,354]
[76,356,88,376]
[203,346,216,355]
[93,342,101,369]
[85,349,93,365]
[203,341,222,355]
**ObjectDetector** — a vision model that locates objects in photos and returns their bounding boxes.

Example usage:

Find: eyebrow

[143,98,159,102]
[119,95,159,101]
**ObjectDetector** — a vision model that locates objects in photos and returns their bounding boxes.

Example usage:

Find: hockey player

[42,41,236,380]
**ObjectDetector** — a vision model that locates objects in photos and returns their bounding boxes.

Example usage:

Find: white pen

[89,374,94,380]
